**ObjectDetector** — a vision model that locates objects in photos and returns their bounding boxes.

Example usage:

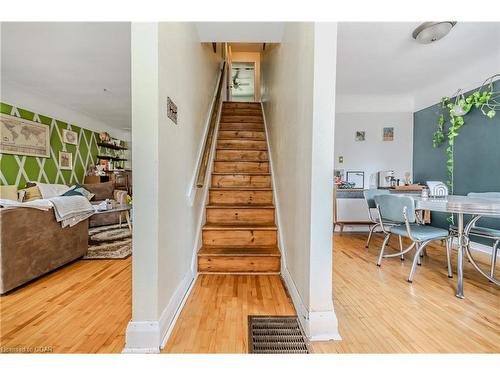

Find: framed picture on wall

[59,151,73,170]
[346,171,365,189]
[62,129,78,145]
[383,127,394,141]
[0,113,50,157]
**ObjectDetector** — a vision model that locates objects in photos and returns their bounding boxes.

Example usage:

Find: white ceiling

[336,22,500,111]
[196,22,284,42]
[1,22,131,130]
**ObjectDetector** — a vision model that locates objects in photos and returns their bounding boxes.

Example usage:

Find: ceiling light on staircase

[412,22,457,44]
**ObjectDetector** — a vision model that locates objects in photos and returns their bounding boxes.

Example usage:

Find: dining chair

[374,194,453,282]
[463,192,500,280]
[363,189,403,252]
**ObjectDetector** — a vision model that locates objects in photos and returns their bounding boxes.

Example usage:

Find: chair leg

[408,243,423,282]
[446,237,453,278]
[366,223,379,248]
[399,235,404,261]
[490,240,499,280]
[377,233,391,267]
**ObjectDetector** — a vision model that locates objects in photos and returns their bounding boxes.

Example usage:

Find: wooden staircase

[198,102,281,274]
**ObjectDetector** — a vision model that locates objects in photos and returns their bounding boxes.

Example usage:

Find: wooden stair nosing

[206,204,274,209]
[209,187,273,191]
[211,172,271,176]
[216,137,266,141]
[216,147,268,151]
[198,246,280,257]
[202,224,277,230]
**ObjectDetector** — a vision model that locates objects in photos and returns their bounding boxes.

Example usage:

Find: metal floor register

[248,316,310,354]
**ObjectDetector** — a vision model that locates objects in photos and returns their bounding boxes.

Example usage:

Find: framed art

[0,113,50,157]
[346,171,365,189]
[62,129,78,145]
[355,130,366,141]
[383,127,394,141]
[59,151,73,170]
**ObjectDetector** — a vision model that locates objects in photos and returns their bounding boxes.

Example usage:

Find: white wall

[334,112,414,188]
[261,22,340,340]
[157,23,220,318]
[125,22,220,353]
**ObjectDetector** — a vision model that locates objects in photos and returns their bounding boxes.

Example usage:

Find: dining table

[402,194,500,298]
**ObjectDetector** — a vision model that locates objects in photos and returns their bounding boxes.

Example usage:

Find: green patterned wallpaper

[0,102,100,187]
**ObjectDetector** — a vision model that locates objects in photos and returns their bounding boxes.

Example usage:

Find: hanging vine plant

[432,74,500,197]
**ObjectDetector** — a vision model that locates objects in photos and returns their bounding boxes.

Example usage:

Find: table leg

[126,210,132,233]
[456,213,465,299]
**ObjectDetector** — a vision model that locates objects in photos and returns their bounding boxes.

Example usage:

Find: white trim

[123,271,197,353]
[260,102,287,270]
[159,271,197,349]
[122,321,161,354]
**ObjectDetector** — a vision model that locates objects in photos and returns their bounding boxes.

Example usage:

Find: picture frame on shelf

[355,130,366,142]
[346,171,365,189]
[383,127,394,141]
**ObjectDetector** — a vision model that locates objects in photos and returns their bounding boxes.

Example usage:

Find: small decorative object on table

[426,181,449,197]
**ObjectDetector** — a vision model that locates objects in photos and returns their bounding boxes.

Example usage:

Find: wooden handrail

[195,61,226,188]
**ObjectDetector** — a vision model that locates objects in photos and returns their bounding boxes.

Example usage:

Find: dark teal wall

[413,80,500,244]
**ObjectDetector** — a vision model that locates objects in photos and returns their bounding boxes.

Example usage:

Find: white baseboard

[281,266,341,341]
[122,321,161,354]
[123,271,196,353]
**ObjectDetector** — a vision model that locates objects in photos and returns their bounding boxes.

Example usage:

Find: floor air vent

[248,316,310,354]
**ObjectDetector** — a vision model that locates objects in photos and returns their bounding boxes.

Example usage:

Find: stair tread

[216,148,268,151]
[217,137,265,141]
[212,172,271,176]
[206,204,274,209]
[203,223,277,230]
[214,160,269,163]
[209,187,273,191]
[198,246,280,256]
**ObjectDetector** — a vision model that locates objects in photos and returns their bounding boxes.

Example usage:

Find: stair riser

[212,174,271,188]
[219,123,265,131]
[209,190,273,205]
[218,130,265,140]
[216,150,268,161]
[222,109,262,116]
[221,115,263,123]
[202,229,277,246]
[217,140,267,150]
[214,161,269,173]
[206,208,275,225]
[198,256,280,273]
[223,103,261,110]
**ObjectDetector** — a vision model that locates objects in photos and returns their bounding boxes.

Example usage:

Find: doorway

[230,61,256,102]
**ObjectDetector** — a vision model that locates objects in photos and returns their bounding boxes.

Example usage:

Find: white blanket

[48,196,95,228]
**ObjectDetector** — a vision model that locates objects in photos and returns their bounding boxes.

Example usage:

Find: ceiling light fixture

[412,22,457,44]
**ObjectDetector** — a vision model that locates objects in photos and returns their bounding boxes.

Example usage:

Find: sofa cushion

[21,186,42,202]
[0,185,18,201]
[82,181,114,201]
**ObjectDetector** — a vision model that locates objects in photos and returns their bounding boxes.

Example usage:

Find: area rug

[84,224,132,259]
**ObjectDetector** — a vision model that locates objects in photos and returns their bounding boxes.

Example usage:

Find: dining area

[363,189,500,299]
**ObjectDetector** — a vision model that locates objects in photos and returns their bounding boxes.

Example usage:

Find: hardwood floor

[0,258,131,353]
[165,233,499,353]
[1,234,498,353]
[163,274,295,353]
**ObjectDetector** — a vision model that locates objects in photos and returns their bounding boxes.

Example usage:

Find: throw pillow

[62,183,95,201]
[0,185,18,201]
[22,186,42,202]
